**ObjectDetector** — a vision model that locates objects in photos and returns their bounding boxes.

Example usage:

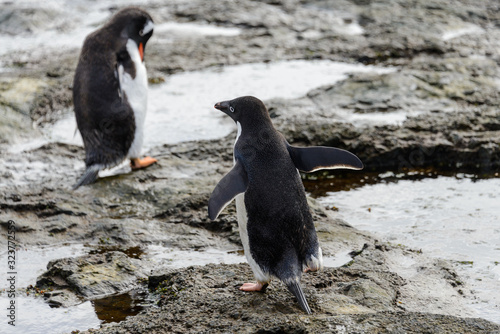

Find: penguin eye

[229,106,235,113]
[139,29,144,36]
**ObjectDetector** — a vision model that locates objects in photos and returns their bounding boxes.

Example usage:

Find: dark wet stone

[86,262,500,334]
[36,251,147,302]
[1,0,499,332]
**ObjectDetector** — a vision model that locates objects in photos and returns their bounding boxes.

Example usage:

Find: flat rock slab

[86,263,500,334]
[1,0,500,332]
[36,251,147,306]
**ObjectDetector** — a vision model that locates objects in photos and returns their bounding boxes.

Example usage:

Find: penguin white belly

[121,39,148,159]
[236,193,271,283]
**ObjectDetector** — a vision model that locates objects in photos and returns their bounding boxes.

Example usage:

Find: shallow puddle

[441,24,485,41]
[0,242,352,333]
[2,1,499,330]
[0,0,246,56]
[313,172,500,323]
[147,245,246,268]
[48,59,395,148]
[146,245,351,269]
[0,244,86,287]
[0,295,99,334]
[0,244,151,333]
[92,289,149,324]
[0,244,96,333]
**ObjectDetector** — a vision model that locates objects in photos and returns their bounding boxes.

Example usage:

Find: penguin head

[107,7,154,61]
[214,96,271,128]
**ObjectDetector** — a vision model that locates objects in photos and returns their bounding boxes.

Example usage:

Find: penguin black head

[105,7,154,61]
[214,96,271,128]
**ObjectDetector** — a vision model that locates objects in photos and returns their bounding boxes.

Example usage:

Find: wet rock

[86,249,500,333]
[0,0,499,332]
[36,251,147,306]
[42,289,82,308]
[0,77,48,144]
[0,105,33,145]
[304,65,499,114]
[0,77,48,116]
[273,76,500,174]
[0,5,63,35]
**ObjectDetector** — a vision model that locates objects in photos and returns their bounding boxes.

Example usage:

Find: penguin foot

[130,157,157,170]
[304,253,323,273]
[239,282,268,292]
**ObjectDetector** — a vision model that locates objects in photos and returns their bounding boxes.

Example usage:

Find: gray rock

[0,0,499,332]
[87,256,499,333]
[36,251,147,305]
[0,5,63,35]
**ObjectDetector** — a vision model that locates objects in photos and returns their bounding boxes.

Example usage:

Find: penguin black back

[233,98,319,292]
[210,96,363,314]
[73,7,154,188]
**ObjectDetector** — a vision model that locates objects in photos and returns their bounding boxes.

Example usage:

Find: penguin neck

[234,121,242,145]
[233,121,242,165]
[126,39,143,65]
[237,117,274,136]
[233,120,279,165]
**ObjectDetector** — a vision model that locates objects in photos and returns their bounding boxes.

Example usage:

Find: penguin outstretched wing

[286,142,363,172]
[208,159,248,220]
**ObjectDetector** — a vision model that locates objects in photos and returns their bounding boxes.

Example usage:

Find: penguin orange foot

[130,157,157,170]
[72,7,155,189]
[239,282,268,292]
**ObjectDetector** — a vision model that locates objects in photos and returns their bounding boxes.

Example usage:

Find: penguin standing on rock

[73,7,156,189]
[208,96,363,314]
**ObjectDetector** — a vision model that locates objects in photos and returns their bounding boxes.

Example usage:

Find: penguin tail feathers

[73,165,101,189]
[286,280,311,314]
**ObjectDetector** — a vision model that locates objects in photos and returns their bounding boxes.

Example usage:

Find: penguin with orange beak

[73,7,156,188]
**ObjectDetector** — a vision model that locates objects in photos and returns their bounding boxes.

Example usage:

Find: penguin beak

[214,101,229,112]
[138,43,144,62]
[214,101,230,113]
[215,100,236,121]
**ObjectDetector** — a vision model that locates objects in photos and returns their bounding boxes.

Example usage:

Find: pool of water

[2,1,499,330]
[1,0,198,58]
[0,241,352,333]
[146,245,351,269]
[48,59,395,148]
[0,295,99,334]
[0,244,99,333]
[0,245,234,333]
[314,172,500,324]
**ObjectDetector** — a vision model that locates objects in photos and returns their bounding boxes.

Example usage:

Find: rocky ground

[1,0,500,333]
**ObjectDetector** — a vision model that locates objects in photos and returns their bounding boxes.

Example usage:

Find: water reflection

[92,290,147,324]
[316,172,500,323]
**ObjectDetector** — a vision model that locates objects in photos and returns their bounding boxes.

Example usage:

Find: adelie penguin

[208,96,363,314]
[72,7,157,189]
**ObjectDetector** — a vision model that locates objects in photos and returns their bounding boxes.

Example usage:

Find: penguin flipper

[286,280,312,314]
[286,142,363,172]
[73,165,101,190]
[208,160,248,220]
[115,63,124,102]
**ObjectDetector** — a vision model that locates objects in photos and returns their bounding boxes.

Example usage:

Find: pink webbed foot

[130,157,157,170]
[304,255,323,273]
[239,282,269,292]
[304,266,320,273]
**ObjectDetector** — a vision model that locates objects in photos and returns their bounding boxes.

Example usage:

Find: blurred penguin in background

[73,7,156,189]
